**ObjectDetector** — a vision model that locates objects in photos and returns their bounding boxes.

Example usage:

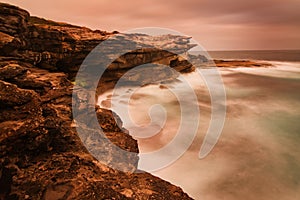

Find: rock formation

[0,3,195,199]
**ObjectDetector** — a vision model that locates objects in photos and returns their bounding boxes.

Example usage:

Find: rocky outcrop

[0,3,197,79]
[0,3,194,200]
[212,59,273,68]
[0,3,112,75]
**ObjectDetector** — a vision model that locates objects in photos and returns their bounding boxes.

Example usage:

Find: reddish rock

[0,3,193,200]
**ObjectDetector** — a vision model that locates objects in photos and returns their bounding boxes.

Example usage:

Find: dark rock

[0,3,29,36]
[0,80,38,106]
[0,63,27,79]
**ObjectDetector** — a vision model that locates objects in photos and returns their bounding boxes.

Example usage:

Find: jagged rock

[0,3,29,36]
[212,59,273,68]
[0,3,193,200]
[1,2,199,80]
[0,80,38,106]
[187,53,208,63]
[0,63,27,79]
[118,63,180,86]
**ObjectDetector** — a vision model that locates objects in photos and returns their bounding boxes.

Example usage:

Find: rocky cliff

[0,3,195,199]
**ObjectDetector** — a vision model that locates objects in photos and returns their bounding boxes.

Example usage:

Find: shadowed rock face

[0,3,193,200]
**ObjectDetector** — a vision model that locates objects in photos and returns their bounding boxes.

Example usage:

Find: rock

[0,63,27,79]
[119,63,180,86]
[0,80,38,106]
[187,53,208,63]
[2,2,198,80]
[0,3,193,200]
[0,32,22,56]
[0,3,29,36]
[0,32,14,48]
[212,59,273,68]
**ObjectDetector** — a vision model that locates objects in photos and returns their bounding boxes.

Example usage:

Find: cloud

[3,0,300,50]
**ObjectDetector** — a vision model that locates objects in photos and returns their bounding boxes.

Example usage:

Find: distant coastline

[207,49,300,62]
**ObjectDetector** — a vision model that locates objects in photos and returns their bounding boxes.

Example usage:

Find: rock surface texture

[0,3,194,200]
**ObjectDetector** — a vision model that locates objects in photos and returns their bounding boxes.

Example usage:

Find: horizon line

[205,49,300,52]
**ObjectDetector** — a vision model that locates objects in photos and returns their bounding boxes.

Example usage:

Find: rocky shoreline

[0,3,195,200]
[211,59,272,68]
[0,3,274,200]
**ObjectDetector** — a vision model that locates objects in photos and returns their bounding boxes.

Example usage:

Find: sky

[3,0,300,50]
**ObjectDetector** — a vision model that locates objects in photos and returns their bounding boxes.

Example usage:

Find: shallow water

[98,62,300,200]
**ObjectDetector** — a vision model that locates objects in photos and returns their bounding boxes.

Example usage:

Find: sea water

[98,50,300,200]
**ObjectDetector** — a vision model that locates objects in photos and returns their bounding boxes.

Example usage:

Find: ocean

[208,49,300,62]
[97,50,300,200]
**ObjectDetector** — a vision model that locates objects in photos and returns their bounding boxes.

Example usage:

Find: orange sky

[3,0,300,50]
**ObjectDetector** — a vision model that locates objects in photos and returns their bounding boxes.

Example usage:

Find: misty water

[98,61,300,200]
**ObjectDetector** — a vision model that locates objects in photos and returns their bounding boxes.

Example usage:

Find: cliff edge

[0,3,194,199]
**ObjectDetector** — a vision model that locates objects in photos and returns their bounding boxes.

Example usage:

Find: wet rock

[213,59,273,68]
